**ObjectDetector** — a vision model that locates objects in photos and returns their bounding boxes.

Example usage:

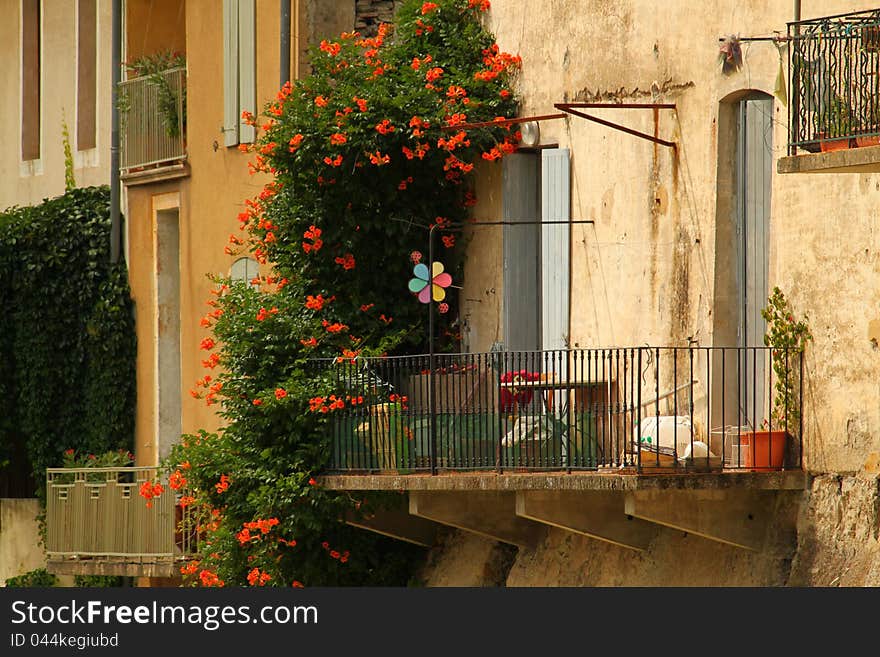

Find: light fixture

[519,120,540,147]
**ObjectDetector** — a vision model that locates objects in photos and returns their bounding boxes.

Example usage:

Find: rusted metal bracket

[554,102,677,148]
[442,103,677,149]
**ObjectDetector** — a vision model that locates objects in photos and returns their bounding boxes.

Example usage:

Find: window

[77,0,97,151]
[223,0,256,147]
[230,257,260,287]
[21,0,41,161]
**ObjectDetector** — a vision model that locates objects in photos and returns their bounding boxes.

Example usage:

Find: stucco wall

[460,162,504,353]
[478,0,880,474]
[130,1,360,462]
[418,0,880,586]
[0,499,44,585]
[0,0,113,210]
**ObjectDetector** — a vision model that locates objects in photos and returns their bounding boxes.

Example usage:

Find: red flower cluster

[139,481,164,509]
[215,474,230,494]
[334,253,356,270]
[425,67,444,83]
[302,225,323,253]
[305,294,327,311]
[247,568,272,586]
[375,119,395,135]
[255,306,279,321]
[322,320,348,333]
[275,388,287,400]
[319,40,341,56]
[169,470,187,491]
[336,348,361,363]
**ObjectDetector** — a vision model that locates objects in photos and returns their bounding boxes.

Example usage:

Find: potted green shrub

[746,287,812,470]
[817,94,855,152]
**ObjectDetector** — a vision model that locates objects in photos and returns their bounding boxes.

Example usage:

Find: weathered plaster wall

[0,499,45,585]
[0,0,113,210]
[461,162,504,353]
[420,0,880,586]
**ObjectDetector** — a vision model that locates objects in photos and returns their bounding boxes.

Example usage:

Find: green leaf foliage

[0,186,136,499]
[167,0,520,587]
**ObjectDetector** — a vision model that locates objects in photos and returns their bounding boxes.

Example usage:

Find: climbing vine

[0,186,136,499]
[163,0,521,587]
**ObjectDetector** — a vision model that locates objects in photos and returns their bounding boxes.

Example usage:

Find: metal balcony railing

[324,346,804,474]
[119,67,186,171]
[788,9,880,153]
[45,466,197,565]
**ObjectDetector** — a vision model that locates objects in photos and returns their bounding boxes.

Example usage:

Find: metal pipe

[110,0,122,264]
[794,0,801,23]
[280,0,291,86]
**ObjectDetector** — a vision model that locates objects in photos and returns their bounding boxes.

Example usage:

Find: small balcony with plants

[44,451,197,578]
[781,8,880,172]
[318,289,810,553]
[118,51,187,176]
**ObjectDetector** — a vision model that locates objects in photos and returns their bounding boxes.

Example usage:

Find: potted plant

[817,94,855,152]
[118,50,187,140]
[744,287,812,470]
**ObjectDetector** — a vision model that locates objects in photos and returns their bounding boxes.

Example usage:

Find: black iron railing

[789,9,880,154]
[323,346,804,474]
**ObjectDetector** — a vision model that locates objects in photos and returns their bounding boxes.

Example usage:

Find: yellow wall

[129,0,356,462]
[125,0,186,64]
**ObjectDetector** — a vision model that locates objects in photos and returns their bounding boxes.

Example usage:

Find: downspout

[793,0,800,23]
[280,0,291,86]
[110,0,121,264]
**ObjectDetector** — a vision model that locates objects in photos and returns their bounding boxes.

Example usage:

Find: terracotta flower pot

[818,133,852,152]
[741,430,787,471]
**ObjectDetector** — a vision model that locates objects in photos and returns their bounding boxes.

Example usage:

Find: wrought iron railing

[325,346,804,474]
[45,466,197,564]
[119,67,186,171]
[788,9,880,153]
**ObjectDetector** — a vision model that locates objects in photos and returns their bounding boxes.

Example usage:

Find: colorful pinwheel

[408,262,452,304]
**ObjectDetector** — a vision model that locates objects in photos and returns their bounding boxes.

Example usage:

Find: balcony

[118,67,187,175]
[45,466,196,578]
[325,346,803,476]
[322,346,805,551]
[780,9,880,173]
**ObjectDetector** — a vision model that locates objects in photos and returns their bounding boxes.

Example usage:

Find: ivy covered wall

[0,186,136,498]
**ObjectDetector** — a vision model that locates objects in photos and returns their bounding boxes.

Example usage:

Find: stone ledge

[319,470,806,492]
[778,144,880,173]
[47,559,184,578]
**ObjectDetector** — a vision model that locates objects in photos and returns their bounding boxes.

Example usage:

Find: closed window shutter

[502,153,541,352]
[540,148,571,352]
[237,0,256,144]
[222,0,239,146]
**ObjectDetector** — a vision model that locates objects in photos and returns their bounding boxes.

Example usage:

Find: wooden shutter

[736,97,772,426]
[222,0,239,146]
[21,0,41,161]
[540,148,571,352]
[76,0,97,150]
[502,153,541,352]
[237,0,256,143]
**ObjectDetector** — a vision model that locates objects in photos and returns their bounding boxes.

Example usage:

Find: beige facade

[329,1,880,586]
[7,0,880,586]
[126,1,352,466]
[0,0,113,209]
